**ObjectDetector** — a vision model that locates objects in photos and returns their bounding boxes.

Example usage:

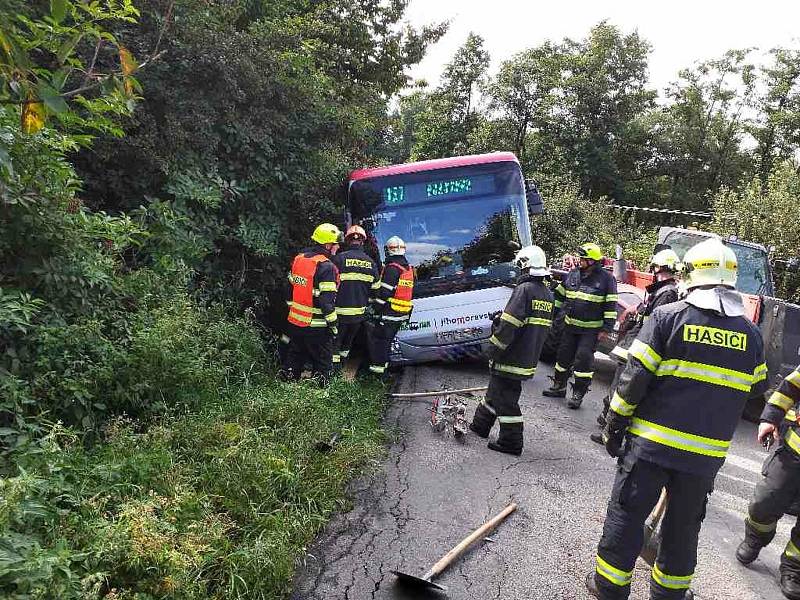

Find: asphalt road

[291,356,791,600]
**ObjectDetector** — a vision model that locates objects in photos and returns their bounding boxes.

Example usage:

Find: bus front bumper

[389,336,489,366]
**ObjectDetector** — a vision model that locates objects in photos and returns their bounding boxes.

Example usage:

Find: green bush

[0,377,387,600]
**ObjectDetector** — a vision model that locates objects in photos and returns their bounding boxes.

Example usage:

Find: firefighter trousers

[744,446,800,575]
[471,374,523,451]
[367,319,402,374]
[555,327,600,393]
[333,321,363,367]
[595,453,714,600]
[285,326,335,381]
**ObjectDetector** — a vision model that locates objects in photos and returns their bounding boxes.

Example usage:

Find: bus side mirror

[525,179,544,214]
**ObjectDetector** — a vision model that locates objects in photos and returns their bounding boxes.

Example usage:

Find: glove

[602,415,630,458]
[485,343,502,362]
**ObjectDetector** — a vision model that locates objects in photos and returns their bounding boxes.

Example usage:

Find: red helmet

[345,224,367,241]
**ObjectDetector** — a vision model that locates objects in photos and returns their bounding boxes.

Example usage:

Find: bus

[345,152,538,365]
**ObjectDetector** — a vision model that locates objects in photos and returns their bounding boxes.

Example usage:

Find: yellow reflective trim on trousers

[785,430,800,455]
[332,354,341,363]
[651,565,693,590]
[554,363,568,373]
[309,319,329,327]
[336,306,366,316]
[629,339,662,373]
[479,400,496,415]
[489,335,508,350]
[769,391,795,411]
[606,294,619,302]
[497,415,524,424]
[565,315,603,328]
[747,516,777,533]
[785,540,800,562]
[566,290,605,303]
[280,334,290,344]
[603,311,618,320]
[501,312,523,327]
[574,370,594,379]
[369,363,387,373]
[788,409,797,423]
[340,272,374,283]
[525,317,552,327]
[629,417,730,458]
[595,555,633,587]
[318,281,338,292]
[493,363,536,377]
[325,312,338,322]
[655,359,754,392]
[371,281,382,290]
[610,392,636,417]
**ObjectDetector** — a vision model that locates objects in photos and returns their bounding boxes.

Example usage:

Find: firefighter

[331,225,380,368]
[590,249,681,444]
[470,245,554,456]
[367,236,413,376]
[736,364,800,600]
[282,223,342,383]
[586,237,769,600]
[543,243,618,409]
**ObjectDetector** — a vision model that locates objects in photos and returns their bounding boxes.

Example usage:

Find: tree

[409,32,490,159]
[750,47,800,194]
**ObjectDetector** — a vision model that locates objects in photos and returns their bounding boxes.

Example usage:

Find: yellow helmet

[578,243,603,262]
[311,223,343,245]
[683,238,738,290]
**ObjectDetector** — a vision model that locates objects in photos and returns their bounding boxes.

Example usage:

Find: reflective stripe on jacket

[609,299,768,476]
[761,365,800,455]
[373,255,414,322]
[332,248,379,323]
[487,276,554,381]
[286,247,339,328]
[554,265,618,330]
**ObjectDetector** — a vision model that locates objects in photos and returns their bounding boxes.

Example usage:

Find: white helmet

[683,238,738,290]
[514,245,550,277]
[385,236,406,256]
[649,249,681,273]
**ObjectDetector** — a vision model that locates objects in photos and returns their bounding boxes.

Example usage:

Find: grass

[0,375,388,599]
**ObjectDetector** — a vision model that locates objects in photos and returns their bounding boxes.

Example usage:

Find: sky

[403,0,800,97]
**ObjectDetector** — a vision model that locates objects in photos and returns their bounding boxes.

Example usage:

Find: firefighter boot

[469,401,496,439]
[488,420,523,456]
[781,571,800,600]
[736,538,763,565]
[543,369,569,398]
[567,380,589,410]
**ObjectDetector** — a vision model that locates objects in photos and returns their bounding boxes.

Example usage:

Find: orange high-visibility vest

[388,265,414,314]
[287,254,329,327]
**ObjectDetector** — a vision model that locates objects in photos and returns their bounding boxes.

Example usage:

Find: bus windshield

[662,231,774,296]
[348,161,531,298]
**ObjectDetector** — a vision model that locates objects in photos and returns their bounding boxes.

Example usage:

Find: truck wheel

[541,312,565,363]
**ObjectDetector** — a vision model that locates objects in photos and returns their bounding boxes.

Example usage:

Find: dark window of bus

[348,161,529,298]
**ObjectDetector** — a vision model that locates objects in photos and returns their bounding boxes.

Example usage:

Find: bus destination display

[381,173,494,206]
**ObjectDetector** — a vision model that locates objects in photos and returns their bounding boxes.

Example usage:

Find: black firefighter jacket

[554,264,618,331]
[611,278,679,362]
[332,247,380,323]
[486,275,554,380]
[761,364,800,456]
[608,299,769,477]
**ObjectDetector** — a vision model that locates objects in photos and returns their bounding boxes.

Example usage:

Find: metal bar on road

[389,386,488,399]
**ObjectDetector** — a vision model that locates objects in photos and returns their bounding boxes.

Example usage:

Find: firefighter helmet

[514,245,550,277]
[649,249,681,273]
[578,243,603,262]
[311,223,343,245]
[345,224,367,241]
[385,236,406,256]
[683,238,738,290]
